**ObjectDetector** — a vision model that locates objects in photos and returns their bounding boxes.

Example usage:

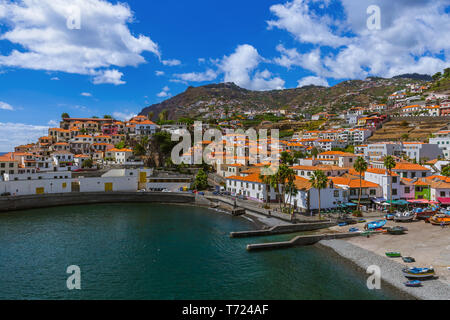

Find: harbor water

[0,203,403,299]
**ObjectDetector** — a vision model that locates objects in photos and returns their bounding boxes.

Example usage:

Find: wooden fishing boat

[402,267,435,279]
[402,257,416,263]
[349,227,359,233]
[393,211,415,222]
[386,252,402,258]
[405,280,422,287]
[429,214,450,226]
[414,208,438,220]
[386,226,408,235]
[366,220,386,230]
[385,214,395,220]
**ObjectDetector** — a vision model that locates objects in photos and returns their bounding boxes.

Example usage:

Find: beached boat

[385,214,395,220]
[414,208,438,220]
[365,220,386,230]
[429,214,450,226]
[402,257,416,263]
[402,267,435,279]
[386,226,408,235]
[393,211,415,222]
[357,218,366,223]
[338,222,348,227]
[386,252,402,257]
[349,227,359,233]
[405,280,422,287]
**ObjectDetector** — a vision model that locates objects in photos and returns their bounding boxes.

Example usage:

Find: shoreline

[319,239,450,300]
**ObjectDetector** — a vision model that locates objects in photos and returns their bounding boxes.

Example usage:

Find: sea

[0,203,403,300]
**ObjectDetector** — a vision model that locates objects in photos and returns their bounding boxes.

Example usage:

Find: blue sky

[0,0,449,151]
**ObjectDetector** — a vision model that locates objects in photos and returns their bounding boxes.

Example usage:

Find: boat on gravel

[414,208,438,220]
[429,214,450,226]
[394,211,415,222]
[365,220,386,230]
[386,226,408,235]
[402,267,435,279]
[405,280,422,287]
[402,257,416,263]
[386,252,402,258]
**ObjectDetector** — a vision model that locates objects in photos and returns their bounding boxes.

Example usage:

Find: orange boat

[429,214,450,226]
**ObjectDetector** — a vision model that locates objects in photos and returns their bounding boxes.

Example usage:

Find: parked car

[1,192,11,197]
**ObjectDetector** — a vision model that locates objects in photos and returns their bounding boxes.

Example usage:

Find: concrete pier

[246,232,381,252]
[230,221,336,238]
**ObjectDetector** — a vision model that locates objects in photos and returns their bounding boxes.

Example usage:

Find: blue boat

[366,220,386,230]
[349,227,359,233]
[338,222,348,227]
[405,280,422,287]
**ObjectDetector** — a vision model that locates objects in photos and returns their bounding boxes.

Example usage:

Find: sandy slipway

[320,239,450,300]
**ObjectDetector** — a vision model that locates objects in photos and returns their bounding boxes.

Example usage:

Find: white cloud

[0,122,49,151]
[219,44,285,90]
[198,58,206,64]
[162,59,181,66]
[112,111,136,121]
[157,86,171,97]
[50,77,60,81]
[155,70,165,76]
[173,69,217,82]
[47,120,58,126]
[92,69,125,85]
[81,92,92,97]
[0,101,14,111]
[0,0,161,85]
[267,0,351,48]
[268,0,450,79]
[297,76,329,87]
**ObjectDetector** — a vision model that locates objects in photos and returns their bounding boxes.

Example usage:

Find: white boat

[394,211,415,222]
[402,267,435,279]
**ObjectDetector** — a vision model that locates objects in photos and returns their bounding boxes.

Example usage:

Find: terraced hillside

[368,120,449,143]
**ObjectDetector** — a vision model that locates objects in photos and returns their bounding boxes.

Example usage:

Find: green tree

[442,165,450,177]
[147,111,154,121]
[82,158,93,169]
[280,151,294,165]
[354,157,368,211]
[285,179,299,219]
[61,113,70,119]
[384,156,397,213]
[103,115,112,119]
[309,170,328,220]
[259,168,273,206]
[193,169,208,191]
[432,72,442,81]
[311,147,319,158]
[158,109,168,123]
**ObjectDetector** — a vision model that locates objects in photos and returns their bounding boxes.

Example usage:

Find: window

[370,189,376,196]
[440,191,446,197]
[405,187,410,194]
[392,189,398,196]
[392,177,397,183]
[422,172,426,177]
[334,190,339,198]
[411,173,416,178]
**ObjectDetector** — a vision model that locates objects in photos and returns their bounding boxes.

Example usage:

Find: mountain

[139,77,427,120]
[392,73,433,81]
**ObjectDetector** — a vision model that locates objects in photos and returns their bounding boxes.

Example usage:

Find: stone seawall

[0,192,196,213]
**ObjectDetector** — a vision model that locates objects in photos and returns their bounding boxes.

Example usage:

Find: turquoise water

[0,204,401,300]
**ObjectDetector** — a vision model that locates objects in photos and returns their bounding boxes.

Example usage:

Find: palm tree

[259,166,273,206]
[147,111,154,121]
[285,179,299,220]
[384,156,397,213]
[61,112,70,119]
[354,157,368,211]
[309,170,328,220]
